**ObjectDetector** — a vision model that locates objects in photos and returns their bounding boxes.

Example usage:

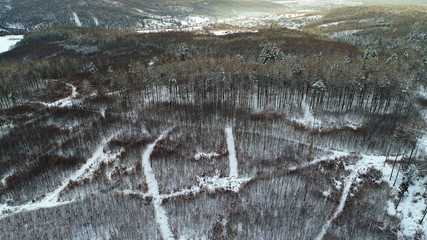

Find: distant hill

[0,0,287,34]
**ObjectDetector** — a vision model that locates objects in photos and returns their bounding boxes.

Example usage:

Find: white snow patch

[291,100,364,131]
[322,190,331,198]
[0,35,23,54]
[197,175,251,193]
[72,12,82,27]
[184,15,210,25]
[334,179,343,190]
[40,83,78,108]
[328,29,362,38]
[210,29,258,36]
[225,127,238,178]
[93,17,99,26]
[193,152,220,161]
[6,23,24,29]
[317,21,347,28]
[1,169,15,187]
[100,108,106,118]
[159,186,201,200]
[385,164,427,239]
[293,99,322,129]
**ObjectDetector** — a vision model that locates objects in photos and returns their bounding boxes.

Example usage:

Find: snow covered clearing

[294,99,322,129]
[193,152,220,161]
[196,126,251,193]
[0,134,122,219]
[315,152,426,239]
[291,99,364,131]
[390,173,427,239]
[72,12,82,27]
[197,175,252,193]
[363,155,426,239]
[0,35,23,54]
[182,15,211,25]
[40,83,78,108]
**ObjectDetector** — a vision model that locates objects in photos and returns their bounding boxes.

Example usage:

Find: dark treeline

[1,26,423,115]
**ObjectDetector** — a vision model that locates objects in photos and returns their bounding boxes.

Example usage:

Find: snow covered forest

[0,5,427,240]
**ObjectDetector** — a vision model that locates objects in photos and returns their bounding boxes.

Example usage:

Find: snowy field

[0,35,23,54]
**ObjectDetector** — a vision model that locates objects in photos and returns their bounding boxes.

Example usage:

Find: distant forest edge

[0,25,425,112]
[0,0,285,33]
[1,0,426,34]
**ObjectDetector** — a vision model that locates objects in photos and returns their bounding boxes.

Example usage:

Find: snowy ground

[291,98,364,131]
[39,83,79,108]
[0,35,23,54]
[0,134,123,219]
[1,117,424,238]
[272,0,362,9]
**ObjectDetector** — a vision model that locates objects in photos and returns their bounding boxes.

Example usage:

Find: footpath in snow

[140,129,175,240]
[40,83,78,108]
[315,153,426,240]
[0,134,122,219]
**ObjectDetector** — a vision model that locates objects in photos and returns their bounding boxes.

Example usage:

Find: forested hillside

[0,5,426,240]
[0,0,288,34]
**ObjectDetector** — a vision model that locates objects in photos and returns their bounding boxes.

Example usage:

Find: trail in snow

[193,152,220,161]
[40,83,78,108]
[0,134,121,220]
[0,169,15,187]
[225,127,238,178]
[141,129,175,240]
[126,128,352,201]
[93,17,99,26]
[197,126,250,193]
[121,126,252,232]
[315,167,358,240]
[288,150,349,171]
[314,154,408,240]
[123,148,351,201]
[72,12,82,27]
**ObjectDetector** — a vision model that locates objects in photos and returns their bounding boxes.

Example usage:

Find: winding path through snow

[40,83,78,108]
[314,154,406,240]
[141,129,174,240]
[288,150,349,171]
[315,167,358,240]
[0,134,121,219]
